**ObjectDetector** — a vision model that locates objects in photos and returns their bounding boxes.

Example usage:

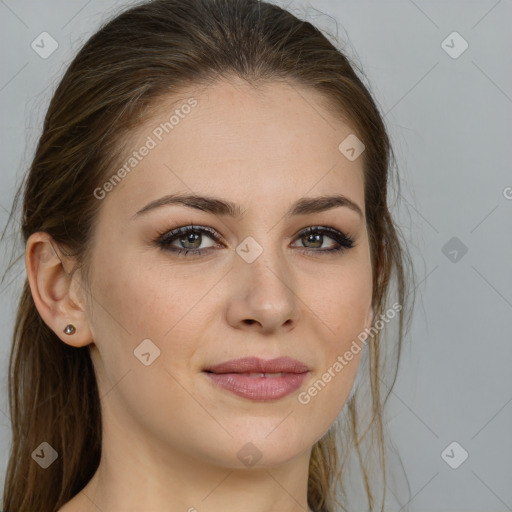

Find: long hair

[1,1,414,510]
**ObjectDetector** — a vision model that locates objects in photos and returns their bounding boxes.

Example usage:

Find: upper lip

[203,356,309,374]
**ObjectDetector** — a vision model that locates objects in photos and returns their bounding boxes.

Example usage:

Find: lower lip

[204,372,309,401]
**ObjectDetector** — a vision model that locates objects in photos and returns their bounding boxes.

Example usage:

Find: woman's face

[80,77,373,469]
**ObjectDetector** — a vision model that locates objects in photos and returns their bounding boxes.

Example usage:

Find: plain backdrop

[0,1,511,511]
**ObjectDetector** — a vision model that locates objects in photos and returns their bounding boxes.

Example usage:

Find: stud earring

[63,324,76,335]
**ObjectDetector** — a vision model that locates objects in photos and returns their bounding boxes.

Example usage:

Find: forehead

[98,77,365,221]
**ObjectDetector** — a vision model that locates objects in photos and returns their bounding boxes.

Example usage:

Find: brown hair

[1,0,414,510]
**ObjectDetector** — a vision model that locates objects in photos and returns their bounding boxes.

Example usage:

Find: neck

[60,401,314,512]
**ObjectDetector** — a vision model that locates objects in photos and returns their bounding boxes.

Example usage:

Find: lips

[203,356,310,375]
[202,357,310,401]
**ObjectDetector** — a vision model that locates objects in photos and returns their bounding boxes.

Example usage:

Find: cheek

[89,252,224,389]
[296,261,370,424]
[295,350,363,449]
[86,254,205,425]
[89,246,185,336]
[305,259,372,336]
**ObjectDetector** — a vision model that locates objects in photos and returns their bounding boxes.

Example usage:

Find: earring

[63,324,76,335]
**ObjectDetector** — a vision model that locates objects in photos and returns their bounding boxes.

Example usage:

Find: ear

[25,232,93,347]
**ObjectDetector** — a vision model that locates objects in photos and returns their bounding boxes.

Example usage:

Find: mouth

[204,371,292,378]
[202,357,310,401]
[203,356,310,375]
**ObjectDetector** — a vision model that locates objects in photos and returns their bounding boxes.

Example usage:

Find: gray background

[1,1,511,511]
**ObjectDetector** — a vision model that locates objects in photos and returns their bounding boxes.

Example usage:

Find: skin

[26,76,374,512]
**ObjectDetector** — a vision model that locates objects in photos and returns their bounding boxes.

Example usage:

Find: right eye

[155,225,223,257]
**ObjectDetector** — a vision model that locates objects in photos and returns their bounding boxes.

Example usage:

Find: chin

[190,427,311,470]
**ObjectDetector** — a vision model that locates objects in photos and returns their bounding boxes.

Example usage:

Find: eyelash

[155,224,355,258]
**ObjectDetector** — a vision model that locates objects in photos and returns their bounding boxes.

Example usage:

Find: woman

[2,0,414,510]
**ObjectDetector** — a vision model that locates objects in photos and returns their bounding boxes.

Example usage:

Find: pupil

[181,232,200,249]
[305,233,322,248]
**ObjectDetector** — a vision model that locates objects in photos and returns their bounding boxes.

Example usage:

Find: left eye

[155,225,355,257]
[292,231,337,250]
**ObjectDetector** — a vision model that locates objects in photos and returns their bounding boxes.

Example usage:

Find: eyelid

[156,224,224,244]
[157,224,351,242]
[294,225,354,243]
[155,223,355,256]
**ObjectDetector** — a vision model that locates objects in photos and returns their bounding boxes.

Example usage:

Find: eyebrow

[132,193,364,220]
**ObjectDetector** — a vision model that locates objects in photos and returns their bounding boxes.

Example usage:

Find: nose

[225,245,300,335]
